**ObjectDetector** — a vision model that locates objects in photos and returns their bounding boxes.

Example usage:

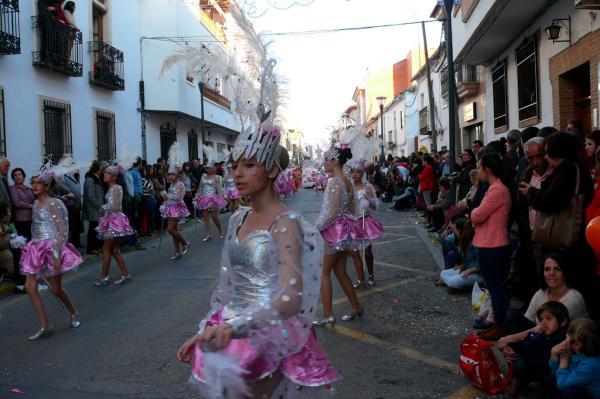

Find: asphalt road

[0,189,487,399]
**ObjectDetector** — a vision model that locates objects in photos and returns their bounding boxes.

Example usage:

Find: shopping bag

[471,282,488,312]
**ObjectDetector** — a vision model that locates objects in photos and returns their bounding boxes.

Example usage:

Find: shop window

[492,60,508,130]
[42,99,72,163]
[96,110,115,161]
[516,35,539,124]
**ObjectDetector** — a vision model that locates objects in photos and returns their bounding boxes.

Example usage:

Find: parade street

[0,188,485,399]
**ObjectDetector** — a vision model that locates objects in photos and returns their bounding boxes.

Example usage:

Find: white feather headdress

[167,142,183,174]
[106,141,139,175]
[36,154,90,183]
[203,144,217,168]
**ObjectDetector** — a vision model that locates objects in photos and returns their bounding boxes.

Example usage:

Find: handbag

[532,164,583,250]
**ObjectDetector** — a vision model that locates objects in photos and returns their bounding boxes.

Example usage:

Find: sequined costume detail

[20,198,82,278]
[354,183,383,244]
[160,180,190,219]
[315,176,363,253]
[190,208,341,395]
[224,176,240,200]
[193,175,227,210]
[96,184,135,239]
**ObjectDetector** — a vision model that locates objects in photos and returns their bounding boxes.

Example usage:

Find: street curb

[0,282,15,295]
[409,212,445,271]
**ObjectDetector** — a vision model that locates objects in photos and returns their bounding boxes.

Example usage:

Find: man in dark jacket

[83,161,104,255]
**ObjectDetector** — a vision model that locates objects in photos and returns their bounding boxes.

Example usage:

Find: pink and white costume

[20,198,82,278]
[190,208,341,396]
[160,180,190,219]
[354,183,384,245]
[193,175,227,210]
[96,184,135,239]
[315,176,363,254]
[223,176,240,200]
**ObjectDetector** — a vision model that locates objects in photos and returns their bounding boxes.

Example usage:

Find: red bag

[459,334,507,394]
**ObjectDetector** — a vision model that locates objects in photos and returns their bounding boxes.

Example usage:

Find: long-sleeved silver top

[222,230,276,319]
[201,175,220,196]
[31,198,68,245]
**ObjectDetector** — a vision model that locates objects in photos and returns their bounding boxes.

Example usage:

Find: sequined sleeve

[104,185,123,212]
[216,175,225,197]
[223,213,324,364]
[364,183,378,211]
[47,198,69,258]
[314,176,343,231]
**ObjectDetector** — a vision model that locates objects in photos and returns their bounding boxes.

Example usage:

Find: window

[92,0,107,43]
[42,99,72,163]
[160,122,176,160]
[516,35,539,123]
[0,89,6,156]
[440,66,449,99]
[96,110,115,161]
[0,0,20,55]
[188,128,198,161]
[492,60,508,130]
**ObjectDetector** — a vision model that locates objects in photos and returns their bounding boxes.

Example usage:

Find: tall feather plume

[203,144,217,167]
[116,140,139,171]
[167,142,182,174]
[52,154,91,179]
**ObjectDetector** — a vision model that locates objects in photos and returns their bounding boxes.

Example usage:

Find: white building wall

[0,0,142,180]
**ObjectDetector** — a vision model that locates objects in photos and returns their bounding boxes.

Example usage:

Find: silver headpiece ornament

[36,154,89,183]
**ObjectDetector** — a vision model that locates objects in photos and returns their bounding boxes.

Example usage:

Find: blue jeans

[439,234,462,270]
[440,268,482,289]
[477,246,511,327]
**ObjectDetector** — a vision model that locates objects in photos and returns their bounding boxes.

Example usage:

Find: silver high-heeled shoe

[341,307,364,321]
[28,326,53,341]
[181,242,190,255]
[202,236,212,242]
[113,274,132,285]
[170,252,182,261]
[368,275,375,286]
[70,313,81,328]
[312,316,336,327]
[93,276,110,287]
[353,280,366,289]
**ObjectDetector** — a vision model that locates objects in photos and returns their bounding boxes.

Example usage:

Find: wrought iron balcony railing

[32,15,83,76]
[88,41,125,91]
[203,86,231,109]
[0,0,20,54]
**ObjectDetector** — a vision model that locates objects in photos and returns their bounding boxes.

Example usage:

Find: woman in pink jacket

[471,152,512,341]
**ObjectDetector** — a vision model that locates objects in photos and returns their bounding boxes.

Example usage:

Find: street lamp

[376,96,386,161]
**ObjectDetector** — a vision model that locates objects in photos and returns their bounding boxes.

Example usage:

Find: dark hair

[479,152,503,178]
[587,130,600,147]
[453,217,474,260]
[545,132,578,160]
[332,147,352,166]
[462,149,475,163]
[88,160,100,175]
[568,318,600,356]
[63,1,76,13]
[11,167,26,180]
[472,140,484,147]
[536,301,570,326]
[277,145,290,171]
[541,253,573,289]
[438,178,450,190]
[484,140,507,156]
[537,126,557,139]
[423,154,434,165]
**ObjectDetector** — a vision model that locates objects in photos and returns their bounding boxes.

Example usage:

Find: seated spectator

[548,318,600,399]
[456,169,480,211]
[505,253,588,335]
[498,301,569,398]
[437,218,481,289]
[391,186,417,211]
[426,178,450,231]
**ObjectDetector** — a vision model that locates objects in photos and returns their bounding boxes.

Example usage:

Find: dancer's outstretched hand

[177,334,201,363]
[201,325,234,351]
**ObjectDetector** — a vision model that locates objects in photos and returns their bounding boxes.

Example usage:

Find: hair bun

[342,148,353,159]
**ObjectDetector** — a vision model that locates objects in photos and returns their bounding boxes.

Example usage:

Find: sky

[246,0,443,149]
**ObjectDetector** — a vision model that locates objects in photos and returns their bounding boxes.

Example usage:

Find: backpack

[459,334,507,394]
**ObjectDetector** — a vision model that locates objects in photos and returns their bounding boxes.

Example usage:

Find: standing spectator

[471,140,484,154]
[584,130,600,176]
[61,171,83,248]
[9,168,34,240]
[505,129,522,171]
[152,164,167,231]
[83,161,104,255]
[419,155,436,210]
[140,165,156,236]
[129,159,144,229]
[457,149,476,201]
[190,158,203,184]
[471,152,512,341]
[182,162,196,215]
[62,1,78,30]
[0,157,12,206]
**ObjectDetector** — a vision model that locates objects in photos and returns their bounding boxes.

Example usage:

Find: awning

[455,0,557,65]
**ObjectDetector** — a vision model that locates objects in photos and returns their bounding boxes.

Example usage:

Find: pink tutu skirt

[97,212,135,239]
[191,311,341,388]
[320,214,364,251]
[160,202,190,219]
[226,188,240,200]
[193,194,227,210]
[20,239,82,278]
[358,215,384,244]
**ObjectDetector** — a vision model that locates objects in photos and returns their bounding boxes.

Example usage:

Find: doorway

[558,62,591,134]
[462,123,483,151]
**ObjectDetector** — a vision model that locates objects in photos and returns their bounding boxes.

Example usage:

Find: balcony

[456,64,480,99]
[0,0,20,54]
[88,41,125,91]
[32,16,82,77]
[419,107,431,136]
[203,86,231,110]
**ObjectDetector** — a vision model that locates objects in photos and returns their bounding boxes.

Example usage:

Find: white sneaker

[38,284,48,291]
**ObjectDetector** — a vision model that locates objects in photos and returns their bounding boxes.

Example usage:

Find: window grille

[42,99,72,163]
[96,110,115,161]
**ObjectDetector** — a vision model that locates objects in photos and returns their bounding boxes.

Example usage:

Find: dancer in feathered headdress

[343,126,384,289]
[93,148,137,287]
[221,149,241,213]
[175,3,340,398]
[20,155,86,341]
[160,142,191,261]
[193,145,227,241]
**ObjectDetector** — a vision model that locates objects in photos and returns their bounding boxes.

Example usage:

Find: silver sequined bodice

[224,176,236,191]
[104,185,122,213]
[222,230,276,319]
[201,177,218,196]
[355,188,369,216]
[339,187,352,215]
[31,199,68,241]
